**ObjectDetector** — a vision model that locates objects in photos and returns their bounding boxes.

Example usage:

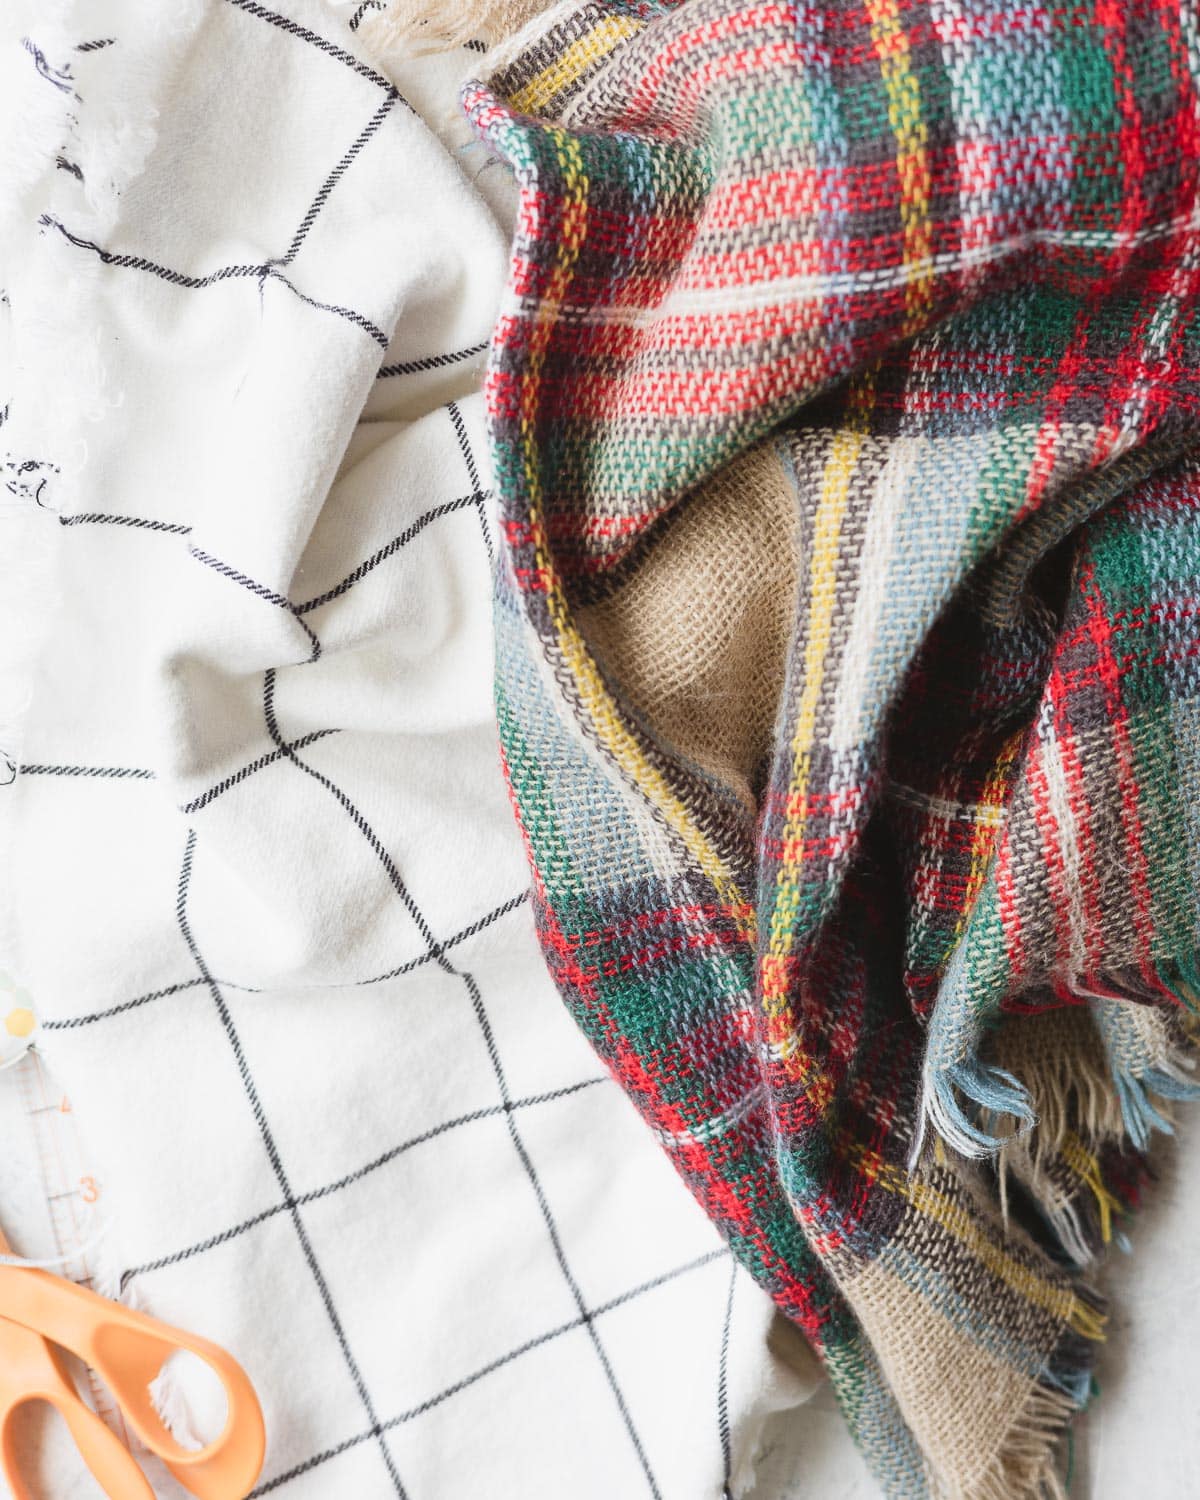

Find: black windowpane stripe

[42,218,389,348]
[120,1076,607,1286]
[447,399,494,564]
[268,269,389,347]
[59,512,192,534]
[16,732,337,810]
[41,216,261,287]
[282,93,403,266]
[225,0,394,92]
[19,763,154,780]
[295,492,486,614]
[42,889,528,1032]
[248,1248,728,1497]
[189,546,321,662]
[259,665,661,1497]
[174,830,408,1497]
[58,476,484,622]
[42,978,210,1033]
[376,342,488,379]
[181,729,340,813]
[717,1263,736,1499]
[352,887,529,986]
[348,0,384,31]
[447,399,483,494]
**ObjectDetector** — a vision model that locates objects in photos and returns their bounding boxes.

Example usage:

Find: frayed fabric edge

[0,0,206,1429]
[342,0,560,58]
[956,1385,1076,1500]
[912,967,1200,1493]
[916,963,1200,1169]
[917,1056,1037,1166]
[1,0,206,819]
[923,1288,1103,1500]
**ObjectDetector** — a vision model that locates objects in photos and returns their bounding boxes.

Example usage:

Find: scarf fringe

[930,1289,1102,1500]
[958,1384,1074,1500]
[923,961,1200,1168]
[349,0,552,56]
[998,1016,1130,1164]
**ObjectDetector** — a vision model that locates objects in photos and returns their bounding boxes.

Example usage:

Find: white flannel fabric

[0,3,829,1497]
[6,6,1196,1500]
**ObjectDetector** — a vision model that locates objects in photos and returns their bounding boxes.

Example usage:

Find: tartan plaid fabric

[463,1,1200,1494]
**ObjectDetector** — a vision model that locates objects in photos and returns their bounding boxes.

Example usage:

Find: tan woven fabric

[358,0,553,52]
[461,1,1200,1494]
[579,442,798,813]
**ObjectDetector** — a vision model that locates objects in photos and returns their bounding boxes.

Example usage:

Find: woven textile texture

[463,2,1200,1495]
[0,4,827,1497]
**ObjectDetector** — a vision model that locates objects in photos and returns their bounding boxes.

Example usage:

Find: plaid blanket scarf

[462,1,1200,1494]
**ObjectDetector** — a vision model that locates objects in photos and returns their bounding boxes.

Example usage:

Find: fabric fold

[464,1,1200,1493]
[3,4,827,1495]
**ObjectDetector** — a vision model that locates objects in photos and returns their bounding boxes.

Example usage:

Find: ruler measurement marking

[12,1049,135,1451]
[39,1052,87,1262]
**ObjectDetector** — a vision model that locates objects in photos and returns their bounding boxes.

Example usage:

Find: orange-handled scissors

[0,1229,265,1500]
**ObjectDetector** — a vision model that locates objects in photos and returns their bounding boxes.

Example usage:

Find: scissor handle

[0,1266,265,1500]
[0,1315,156,1500]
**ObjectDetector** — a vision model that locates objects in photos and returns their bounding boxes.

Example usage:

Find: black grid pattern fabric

[0,4,819,1497]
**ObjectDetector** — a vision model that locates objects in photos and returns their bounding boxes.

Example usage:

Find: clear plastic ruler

[2,1044,132,1449]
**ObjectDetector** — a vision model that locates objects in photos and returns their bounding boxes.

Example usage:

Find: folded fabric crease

[462,1,1200,1494]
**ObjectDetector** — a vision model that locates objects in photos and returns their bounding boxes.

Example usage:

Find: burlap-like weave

[462,2,1200,1494]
